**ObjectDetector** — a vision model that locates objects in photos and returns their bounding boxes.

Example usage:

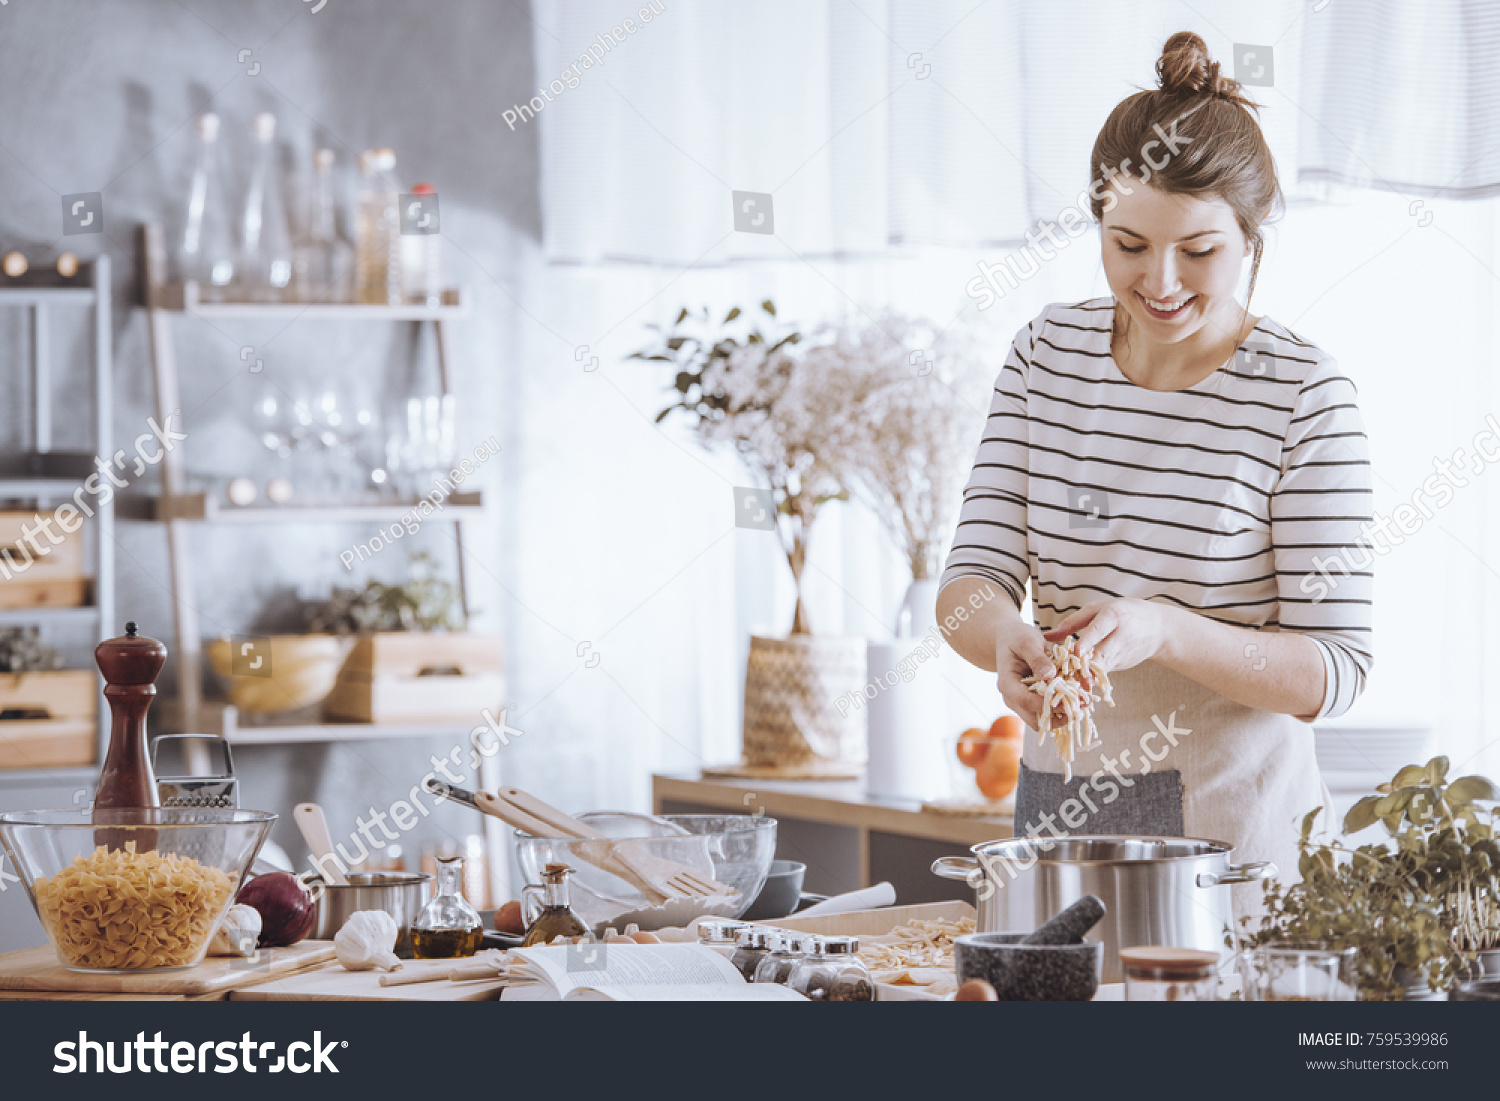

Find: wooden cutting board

[0,941,336,996]
[230,960,506,1001]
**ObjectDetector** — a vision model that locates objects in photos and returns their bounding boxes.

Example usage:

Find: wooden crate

[0,669,97,770]
[0,512,88,609]
[322,633,504,723]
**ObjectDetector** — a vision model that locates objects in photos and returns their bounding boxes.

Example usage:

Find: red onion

[236,872,316,947]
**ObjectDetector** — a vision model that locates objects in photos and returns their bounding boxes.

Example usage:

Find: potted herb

[1238,757,1500,999]
[635,302,871,775]
[311,554,502,724]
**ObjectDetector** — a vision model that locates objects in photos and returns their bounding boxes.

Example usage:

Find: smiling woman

[937,32,1375,914]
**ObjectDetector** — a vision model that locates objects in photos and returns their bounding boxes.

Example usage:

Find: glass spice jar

[753,933,818,985]
[697,920,750,958]
[729,928,778,980]
[788,936,874,1001]
[1120,946,1222,1001]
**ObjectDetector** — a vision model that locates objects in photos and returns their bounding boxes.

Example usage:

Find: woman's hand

[994,614,1057,730]
[1045,599,1170,674]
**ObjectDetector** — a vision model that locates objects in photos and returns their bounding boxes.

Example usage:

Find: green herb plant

[308,553,464,634]
[1237,757,1500,999]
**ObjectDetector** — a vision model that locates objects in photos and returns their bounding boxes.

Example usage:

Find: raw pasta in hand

[1021,637,1113,782]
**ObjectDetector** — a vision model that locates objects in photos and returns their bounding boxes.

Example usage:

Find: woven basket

[740,634,867,772]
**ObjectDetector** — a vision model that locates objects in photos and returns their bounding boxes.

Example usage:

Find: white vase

[865,578,949,800]
[896,577,941,641]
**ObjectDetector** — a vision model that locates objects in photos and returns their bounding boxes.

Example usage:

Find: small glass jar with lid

[1120,946,1222,1001]
[697,920,750,957]
[411,855,484,959]
[753,933,818,984]
[729,927,778,980]
[787,935,874,1001]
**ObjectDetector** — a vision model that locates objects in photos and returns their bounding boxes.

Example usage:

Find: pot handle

[1196,861,1277,888]
[931,855,979,881]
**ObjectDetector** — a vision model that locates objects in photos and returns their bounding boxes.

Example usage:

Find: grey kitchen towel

[1013,760,1185,839]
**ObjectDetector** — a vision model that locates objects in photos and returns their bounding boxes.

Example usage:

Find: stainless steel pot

[932,835,1273,984]
[308,871,432,957]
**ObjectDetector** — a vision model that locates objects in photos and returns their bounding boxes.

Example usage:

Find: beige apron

[1019,660,1331,922]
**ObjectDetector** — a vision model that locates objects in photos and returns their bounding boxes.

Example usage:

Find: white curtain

[1299,0,1500,198]
[505,0,1500,826]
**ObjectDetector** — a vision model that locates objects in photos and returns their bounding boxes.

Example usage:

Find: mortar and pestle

[955,895,1106,1000]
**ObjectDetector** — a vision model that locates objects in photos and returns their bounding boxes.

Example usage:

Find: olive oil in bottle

[411,855,484,959]
[520,862,589,947]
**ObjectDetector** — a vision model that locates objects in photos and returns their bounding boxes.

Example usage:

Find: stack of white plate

[1313,724,1434,794]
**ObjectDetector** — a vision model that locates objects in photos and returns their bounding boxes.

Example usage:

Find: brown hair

[1089,32,1283,308]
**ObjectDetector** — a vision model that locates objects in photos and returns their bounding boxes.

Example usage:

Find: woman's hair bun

[1155,31,1253,107]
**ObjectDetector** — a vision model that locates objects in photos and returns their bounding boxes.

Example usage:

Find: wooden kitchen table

[652,772,1012,904]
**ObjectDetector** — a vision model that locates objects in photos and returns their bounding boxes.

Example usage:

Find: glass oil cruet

[520,862,590,947]
[411,855,484,959]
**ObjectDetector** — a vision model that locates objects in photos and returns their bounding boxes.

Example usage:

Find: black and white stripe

[940,298,1374,720]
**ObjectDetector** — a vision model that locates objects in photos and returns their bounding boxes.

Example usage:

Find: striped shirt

[939,298,1373,720]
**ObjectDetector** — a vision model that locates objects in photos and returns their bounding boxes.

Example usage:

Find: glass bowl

[0,807,276,973]
[514,814,777,933]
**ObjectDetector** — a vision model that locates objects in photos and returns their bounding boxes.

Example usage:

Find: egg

[627,931,662,944]
[956,979,998,1001]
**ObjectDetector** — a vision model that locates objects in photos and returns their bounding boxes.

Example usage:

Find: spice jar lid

[822,936,860,955]
[541,862,573,882]
[697,920,748,943]
[735,928,777,950]
[1119,946,1220,978]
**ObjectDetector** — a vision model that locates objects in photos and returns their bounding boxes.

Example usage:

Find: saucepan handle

[1196,861,1277,888]
[931,855,980,881]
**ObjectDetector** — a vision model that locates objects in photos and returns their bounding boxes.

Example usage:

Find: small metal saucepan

[932,835,1274,984]
[308,872,432,958]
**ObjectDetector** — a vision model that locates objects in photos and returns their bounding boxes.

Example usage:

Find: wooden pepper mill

[93,621,168,813]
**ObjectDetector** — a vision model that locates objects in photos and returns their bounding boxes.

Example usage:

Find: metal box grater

[152,734,238,864]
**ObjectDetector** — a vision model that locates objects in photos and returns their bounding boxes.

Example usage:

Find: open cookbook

[499,943,807,1001]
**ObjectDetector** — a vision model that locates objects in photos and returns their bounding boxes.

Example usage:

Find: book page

[508,943,745,995]
[565,983,807,1002]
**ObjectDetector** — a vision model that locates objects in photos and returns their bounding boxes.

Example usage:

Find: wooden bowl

[206,635,349,715]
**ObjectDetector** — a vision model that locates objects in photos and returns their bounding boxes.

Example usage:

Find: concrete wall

[0,0,539,884]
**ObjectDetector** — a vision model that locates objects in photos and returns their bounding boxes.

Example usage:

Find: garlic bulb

[335,910,403,971]
[209,904,263,957]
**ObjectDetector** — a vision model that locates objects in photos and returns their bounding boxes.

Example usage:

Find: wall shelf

[187,701,482,746]
[138,490,483,524]
[154,280,470,319]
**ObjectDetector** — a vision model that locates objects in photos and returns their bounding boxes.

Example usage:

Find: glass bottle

[239,113,293,301]
[787,936,874,1001]
[753,933,816,985]
[519,862,590,947]
[399,181,443,306]
[179,113,235,297]
[292,148,354,303]
[411,855,484,958]
[354,148,402,305]
[729,928,777,981]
